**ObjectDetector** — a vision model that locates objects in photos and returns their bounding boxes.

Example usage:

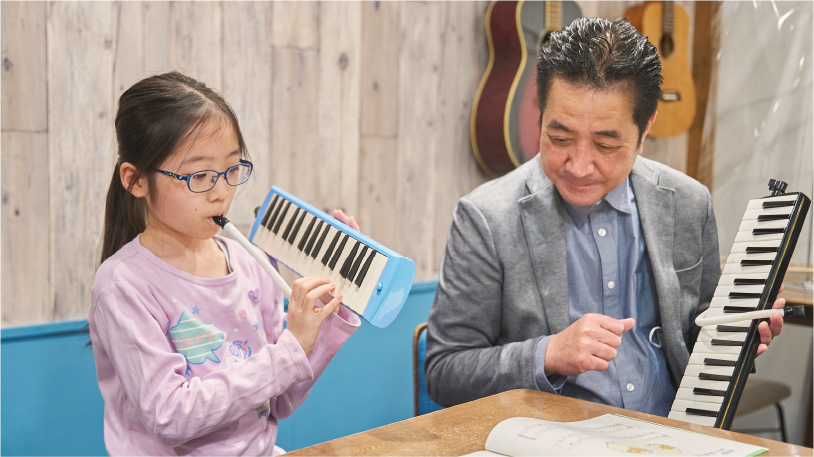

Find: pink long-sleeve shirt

[89,235,359,455]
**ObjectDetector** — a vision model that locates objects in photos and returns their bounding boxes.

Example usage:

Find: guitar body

[628,2,697,138]
[471,1,581,176]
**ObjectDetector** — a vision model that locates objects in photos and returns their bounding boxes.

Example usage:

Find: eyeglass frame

[154,159,253,193]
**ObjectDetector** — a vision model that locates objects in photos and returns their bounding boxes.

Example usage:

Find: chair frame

[413,322,428,417]
[733,403,788,443]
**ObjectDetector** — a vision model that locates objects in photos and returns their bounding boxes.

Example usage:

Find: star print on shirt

[192,305,201,315]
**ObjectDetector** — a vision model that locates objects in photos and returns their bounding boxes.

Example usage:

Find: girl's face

[146,122,242,243]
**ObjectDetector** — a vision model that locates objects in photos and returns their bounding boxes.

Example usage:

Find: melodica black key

[287,210,306,244]
[261,194,280,228]
[311,223,330,259]
[264,196,284,230]
[699,373,731,382]
[339,241,361,279]
[329,235,349,270]
[302,220,322,256]
[716,325,749,333]
[247,186,416,328]
[669,179,810,429]
[272,201,291,234]
[348,246,369,282]
[322,231,342,266]
[282,207,301,242]
[355,250,377,287]
[733,278,765,285]
[298,218,317,251]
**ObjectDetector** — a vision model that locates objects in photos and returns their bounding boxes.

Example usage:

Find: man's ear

[119,162,148,198]
[637,112,658,154]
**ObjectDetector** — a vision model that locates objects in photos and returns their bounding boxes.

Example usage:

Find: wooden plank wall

[1,1,694,327]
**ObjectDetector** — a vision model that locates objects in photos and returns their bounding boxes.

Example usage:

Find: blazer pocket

[675,257,704,335]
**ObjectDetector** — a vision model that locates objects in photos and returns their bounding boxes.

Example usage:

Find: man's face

[539,77,654,206]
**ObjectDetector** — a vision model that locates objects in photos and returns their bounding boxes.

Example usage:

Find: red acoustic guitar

[470,1,582,177]
[625,1,697,137]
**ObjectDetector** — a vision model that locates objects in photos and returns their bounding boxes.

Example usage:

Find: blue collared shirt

[533,178,676,416]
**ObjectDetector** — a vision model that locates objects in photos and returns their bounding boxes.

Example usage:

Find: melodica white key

[247,186,415,328]
[668,179,810,430]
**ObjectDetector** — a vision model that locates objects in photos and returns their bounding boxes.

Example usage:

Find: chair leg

[774,402,788,443]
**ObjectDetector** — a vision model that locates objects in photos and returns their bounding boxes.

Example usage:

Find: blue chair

[413,322,444,416]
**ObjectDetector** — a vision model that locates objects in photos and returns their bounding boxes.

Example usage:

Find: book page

[483,414,767,456]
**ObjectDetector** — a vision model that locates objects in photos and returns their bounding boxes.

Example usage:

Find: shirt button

[597,228,607,237]
[626,383,635,392]
[607,280,616,290]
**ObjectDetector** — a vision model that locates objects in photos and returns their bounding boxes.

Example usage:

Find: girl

[89,71,360,455]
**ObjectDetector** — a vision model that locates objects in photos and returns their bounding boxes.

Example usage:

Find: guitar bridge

[660,90,682,102]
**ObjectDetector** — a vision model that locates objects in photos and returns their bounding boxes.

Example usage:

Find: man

[425,17,784,416]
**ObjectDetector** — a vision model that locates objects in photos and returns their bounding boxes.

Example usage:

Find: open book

[467,414,767,456]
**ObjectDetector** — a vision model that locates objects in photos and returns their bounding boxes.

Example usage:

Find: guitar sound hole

[660,33,674,58]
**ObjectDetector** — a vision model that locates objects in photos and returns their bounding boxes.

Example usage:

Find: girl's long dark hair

[100,71,248,263]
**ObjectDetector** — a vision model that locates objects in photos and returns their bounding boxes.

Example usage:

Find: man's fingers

[598,317,636,335]
[593,344,618,363]
[582,353,611,372]
[770,315,784,337]
[758,321,773,345]
[596,331,623,349]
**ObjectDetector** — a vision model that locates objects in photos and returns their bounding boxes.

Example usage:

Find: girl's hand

[286,276,343,356]
[332,209,360,231]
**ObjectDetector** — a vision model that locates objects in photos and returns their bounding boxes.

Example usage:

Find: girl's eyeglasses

[155,160,253,193]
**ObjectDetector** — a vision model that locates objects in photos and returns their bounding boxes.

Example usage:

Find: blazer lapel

[630,161,678,334]
[519,162,570,334]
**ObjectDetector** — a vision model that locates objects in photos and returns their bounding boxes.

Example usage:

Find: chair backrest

[413,322,444,416]
[1,320,106,456]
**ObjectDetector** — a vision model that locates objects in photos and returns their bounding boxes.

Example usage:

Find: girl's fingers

[332,209,360,231]
[291,277,331,309]
[320,295,343,317]
[304,282,337,307]
[319,292,335,305]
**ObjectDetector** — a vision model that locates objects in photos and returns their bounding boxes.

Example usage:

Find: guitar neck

[662,1,675,34]
[544,1,562,31]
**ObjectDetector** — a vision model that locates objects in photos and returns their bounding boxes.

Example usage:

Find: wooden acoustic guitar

[626,1,697,138]
[470,1,581,177]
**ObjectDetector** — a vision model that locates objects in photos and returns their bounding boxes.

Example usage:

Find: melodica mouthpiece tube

[213,215,292,298]
[695,305,805,326]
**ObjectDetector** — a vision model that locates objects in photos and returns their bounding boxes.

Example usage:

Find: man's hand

[756,285,786,357]
[545,313,635,376]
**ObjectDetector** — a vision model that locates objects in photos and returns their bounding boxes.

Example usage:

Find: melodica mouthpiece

[212,215,229,228]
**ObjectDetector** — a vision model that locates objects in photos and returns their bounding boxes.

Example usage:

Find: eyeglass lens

[188,163,252,192]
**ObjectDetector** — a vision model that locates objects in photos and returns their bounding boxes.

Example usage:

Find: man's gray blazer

[425,155,721,407]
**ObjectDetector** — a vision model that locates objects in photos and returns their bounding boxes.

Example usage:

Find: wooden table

[288,389,813,456]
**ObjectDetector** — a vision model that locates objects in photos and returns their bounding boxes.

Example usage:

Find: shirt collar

[560,177,633,227]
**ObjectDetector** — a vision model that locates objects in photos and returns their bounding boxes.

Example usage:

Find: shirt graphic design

[170,311,225,364]
[230,340,252,359]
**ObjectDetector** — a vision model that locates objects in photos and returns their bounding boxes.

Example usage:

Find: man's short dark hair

[536,17,662,140]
